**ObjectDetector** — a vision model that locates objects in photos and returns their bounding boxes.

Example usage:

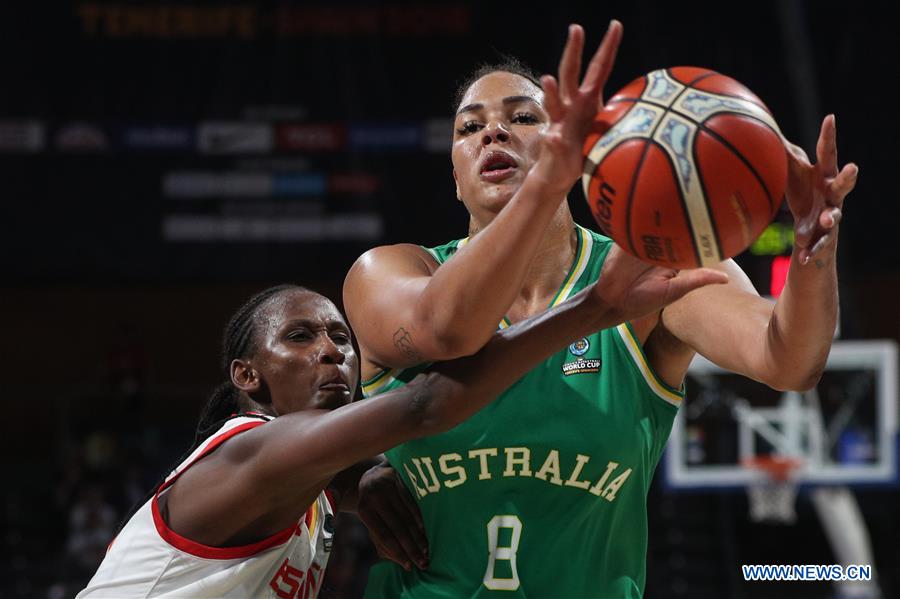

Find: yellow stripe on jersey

[361,368,402,396]
[367,231,590,391]
[498,226,591,329]
[615,323,684,406]
[306,500,319,537]
[550,225,593,308]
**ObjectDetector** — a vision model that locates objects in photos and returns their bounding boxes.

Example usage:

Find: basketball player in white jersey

[78,264,726,597]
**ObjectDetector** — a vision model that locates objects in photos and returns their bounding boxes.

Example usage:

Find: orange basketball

[582,67,787,269]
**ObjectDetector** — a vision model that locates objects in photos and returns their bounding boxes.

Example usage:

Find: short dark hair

[453,56,543,113]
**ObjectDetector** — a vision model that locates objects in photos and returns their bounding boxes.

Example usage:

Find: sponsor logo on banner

[349,124,420,150]
[272,173,327,196]
[78,4,469,39]
[162,213,383,241]
[276,124,345,151]
[55,122,109,152]
[0,120,45,152]
[122,125,194,150]
[198,122,273,154]
[163,172,272,198]
[329,174,380,195]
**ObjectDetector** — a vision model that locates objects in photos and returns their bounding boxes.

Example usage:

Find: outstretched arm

[660,115,858,390]
[344,22,623,368]
[164,248,726,546]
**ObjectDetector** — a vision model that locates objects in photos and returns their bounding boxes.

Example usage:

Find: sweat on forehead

[256,288,330,322]
[457,71,544,110]
[243,287,314,335]
[453,58,543,111]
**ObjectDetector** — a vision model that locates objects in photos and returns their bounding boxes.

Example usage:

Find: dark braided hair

[452,56,543,113]
[114,284,308,536]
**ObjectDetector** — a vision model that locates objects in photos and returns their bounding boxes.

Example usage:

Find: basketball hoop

[743,456,803,524]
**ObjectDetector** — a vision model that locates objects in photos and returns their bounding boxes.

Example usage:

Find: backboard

[665,340,898,489]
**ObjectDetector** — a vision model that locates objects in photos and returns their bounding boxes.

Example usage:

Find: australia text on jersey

[400,447,633,502]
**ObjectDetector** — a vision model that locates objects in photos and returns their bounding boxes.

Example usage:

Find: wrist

[527,158,577,197]
[576,286,619,330]
[792,233,838,268]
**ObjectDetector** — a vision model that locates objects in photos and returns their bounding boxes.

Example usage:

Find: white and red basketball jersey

[78,415,335,598]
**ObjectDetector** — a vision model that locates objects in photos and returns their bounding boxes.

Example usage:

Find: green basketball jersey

[362,225,683,598]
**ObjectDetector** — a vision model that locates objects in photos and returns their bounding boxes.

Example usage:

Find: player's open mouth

[479,151,518,182]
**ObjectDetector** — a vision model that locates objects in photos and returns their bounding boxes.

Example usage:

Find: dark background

[1,1,897,597]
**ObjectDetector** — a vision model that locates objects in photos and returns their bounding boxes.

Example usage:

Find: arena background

[2,1,897,597]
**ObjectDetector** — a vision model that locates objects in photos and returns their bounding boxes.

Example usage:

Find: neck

[470,202,578,317]
[241,394,277,418]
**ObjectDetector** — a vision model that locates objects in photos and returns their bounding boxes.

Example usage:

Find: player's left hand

[784,114,858,265]
[590,244,728,320]
[356,462,429,572]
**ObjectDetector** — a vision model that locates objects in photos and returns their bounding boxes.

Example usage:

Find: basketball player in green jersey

[344,22,858,598]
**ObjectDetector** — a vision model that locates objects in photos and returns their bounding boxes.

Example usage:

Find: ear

[230,359,261,394]
[453,168,462,202]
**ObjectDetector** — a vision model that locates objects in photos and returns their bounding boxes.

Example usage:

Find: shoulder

[168,414,271,482]
[346,243,440,281]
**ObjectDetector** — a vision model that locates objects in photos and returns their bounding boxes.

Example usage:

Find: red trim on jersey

[160,421,265,491]
[152,498,296,560]
[324,489,337,512]
[152,419,298,560]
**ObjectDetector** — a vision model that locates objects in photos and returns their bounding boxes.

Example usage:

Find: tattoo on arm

[393,327,423,362]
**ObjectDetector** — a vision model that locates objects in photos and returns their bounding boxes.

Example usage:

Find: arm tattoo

[393,327,423,362]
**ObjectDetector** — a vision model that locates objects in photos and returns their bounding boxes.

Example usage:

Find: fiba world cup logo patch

[569,338,590,356]
[563,338,601,376]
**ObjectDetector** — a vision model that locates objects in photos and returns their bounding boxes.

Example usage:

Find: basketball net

[743,456,803,524]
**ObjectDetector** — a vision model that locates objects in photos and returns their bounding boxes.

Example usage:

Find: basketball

[582,67,788,269]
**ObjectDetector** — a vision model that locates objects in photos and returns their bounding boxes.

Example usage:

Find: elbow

[794,366,826,392]
[765,363,826,392]
[430,331,487,361]
[412,307,491,361]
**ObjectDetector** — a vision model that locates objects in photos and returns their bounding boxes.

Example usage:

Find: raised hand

[356,462,429,572]
[785,115,858,265]
[532,21,623,193]
[590,244,729,320]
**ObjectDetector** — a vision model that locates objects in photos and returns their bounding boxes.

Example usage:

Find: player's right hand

[531,21,622,195]
[356,462,429,572]
[590,243,729,320]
